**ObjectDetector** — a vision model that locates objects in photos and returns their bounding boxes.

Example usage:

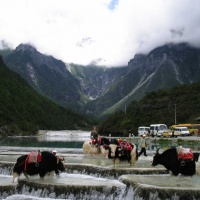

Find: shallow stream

[0,130,200,199]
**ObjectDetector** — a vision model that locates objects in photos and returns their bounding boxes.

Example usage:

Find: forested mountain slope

[98,82,200,136]
[88,43,200,116]
[0,56,89,136]
[2,44,88,112]
[1,43,200,117]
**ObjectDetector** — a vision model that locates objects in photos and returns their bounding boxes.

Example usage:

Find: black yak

[152,147,199,176]
[12,151,65,182]
[103,139,138,166]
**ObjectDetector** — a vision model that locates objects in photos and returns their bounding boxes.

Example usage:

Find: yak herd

[83,137,200,176]
[12,137,200,182]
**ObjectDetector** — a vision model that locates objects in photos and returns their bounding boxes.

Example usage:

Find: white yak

[82,140,107,157]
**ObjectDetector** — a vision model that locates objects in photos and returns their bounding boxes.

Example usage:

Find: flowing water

[0,130,200,200]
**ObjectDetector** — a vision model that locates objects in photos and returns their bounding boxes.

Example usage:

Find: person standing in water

[138,134,148,157]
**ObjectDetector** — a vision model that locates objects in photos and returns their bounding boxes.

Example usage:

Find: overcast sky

[0,0,200,67]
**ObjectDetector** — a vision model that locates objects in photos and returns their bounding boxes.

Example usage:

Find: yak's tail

[194,153,200,162]
[135,144,139,161]
[129,144,138,166]
[12,172,18,183]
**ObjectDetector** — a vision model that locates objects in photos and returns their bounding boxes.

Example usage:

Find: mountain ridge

[1,42,200,116]
[2,44,89,112]
[0,56,89,135]
[98,42,200,115]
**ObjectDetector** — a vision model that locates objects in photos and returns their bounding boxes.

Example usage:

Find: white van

[150,124,168,137]
[174,127,190,136]
[138,126,150,136]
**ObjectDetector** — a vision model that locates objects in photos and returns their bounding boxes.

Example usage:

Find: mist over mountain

[1,42,200,117]
[83,43,200,116]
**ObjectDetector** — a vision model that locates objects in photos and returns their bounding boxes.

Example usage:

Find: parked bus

[150,124,168,137]
[170,124,200,135]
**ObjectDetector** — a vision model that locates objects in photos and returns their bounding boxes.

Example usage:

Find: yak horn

[156,148,160,154]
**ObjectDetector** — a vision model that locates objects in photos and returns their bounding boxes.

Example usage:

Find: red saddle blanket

[91,136,101,145]
[178,150,194,161]
[91,139,96,145]
[26,151,42,164]
[119,141,132,151]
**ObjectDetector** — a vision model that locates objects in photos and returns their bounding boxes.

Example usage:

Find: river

[0,130,200,200]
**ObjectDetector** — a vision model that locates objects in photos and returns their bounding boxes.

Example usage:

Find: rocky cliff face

[68,64,126,100]
[1,42,200,116]
[128,43,200,84]
[3,44,88,112]
[84,43,200,115]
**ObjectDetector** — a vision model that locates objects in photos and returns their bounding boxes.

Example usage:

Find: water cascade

[120,174,200,200]
[1,131,200,200]
[1,163,200,200]
[65,164,168,179]
[16,176,126,200]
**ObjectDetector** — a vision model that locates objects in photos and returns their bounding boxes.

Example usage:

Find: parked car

[162,129,180,138]
[174,127,190,136]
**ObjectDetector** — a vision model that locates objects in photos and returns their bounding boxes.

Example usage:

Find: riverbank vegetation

[98,82,200,136]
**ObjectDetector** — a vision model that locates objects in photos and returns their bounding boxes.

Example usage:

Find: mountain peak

[16,43,37,53]
[2,42,200,116]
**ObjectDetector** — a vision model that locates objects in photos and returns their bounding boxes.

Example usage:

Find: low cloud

[0,0,200,67]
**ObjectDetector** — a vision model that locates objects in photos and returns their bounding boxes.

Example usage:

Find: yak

[82,137,112,156]
[103,139,138,166]
[12,151,65,182]
[82,140,107,156]
[152,147,200,176]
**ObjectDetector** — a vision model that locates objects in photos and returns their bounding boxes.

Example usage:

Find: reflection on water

[0,137,84,148]
[45,130,90,141]
[0,130,91,149]
[143,136,200,152]
[1,131,200,151]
